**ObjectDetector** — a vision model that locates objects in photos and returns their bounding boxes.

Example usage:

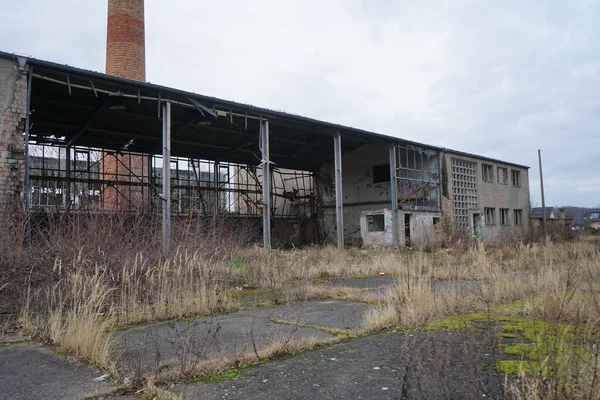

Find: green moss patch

[188,368,241,383]
[497,360,539,376]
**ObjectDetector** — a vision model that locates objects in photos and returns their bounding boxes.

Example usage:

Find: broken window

[500,208,510,225]
[367,214,386,232]
[482,164,493,182]
[485,207,496,225]
[393,145,441,211]
[511,170,521,187]
[373,164,391,183]
[497,167,508,184]
[514,209,523,225]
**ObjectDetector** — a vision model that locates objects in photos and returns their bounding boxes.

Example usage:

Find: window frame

[485,207,496,225]
[497,167,508,184]
[500,208,510,226]
[511,169,521,187]
[367,213,386,232]
[482,164,494,183]
[372,163,391,184]
[514,209,523,225]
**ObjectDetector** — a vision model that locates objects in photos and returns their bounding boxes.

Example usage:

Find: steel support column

[24,66,33,244]
[162,101,171,253]
[214,161,220,214]
[260,119,271,250]
[65,146,71,209]
[334,132,344,248]
[147,154,153,206]
[389,145,399,246]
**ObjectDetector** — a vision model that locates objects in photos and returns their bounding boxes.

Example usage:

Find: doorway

[473,213,481,239]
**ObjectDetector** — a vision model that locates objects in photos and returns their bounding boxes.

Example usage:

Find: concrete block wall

[443,151,530,242]
[318,144,445,246]
[318,144,394,245]
[0,57,27,216]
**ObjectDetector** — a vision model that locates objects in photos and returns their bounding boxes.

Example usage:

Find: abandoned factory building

[0,51,530,249]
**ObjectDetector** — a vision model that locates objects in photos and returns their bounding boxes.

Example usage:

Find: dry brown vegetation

[1,211,600,399]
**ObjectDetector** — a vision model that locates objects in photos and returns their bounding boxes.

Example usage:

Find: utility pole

[538,149,546,235]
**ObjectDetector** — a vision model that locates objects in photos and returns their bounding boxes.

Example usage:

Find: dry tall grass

[360,238,600,399]
[4,209,600,398]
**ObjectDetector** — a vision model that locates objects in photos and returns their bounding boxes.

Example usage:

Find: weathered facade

[0,50,531,249]
[442,151,530,242]
[317,143,530,247]
[0,56,27,217]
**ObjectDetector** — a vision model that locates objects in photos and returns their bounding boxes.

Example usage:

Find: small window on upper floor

[485,207,496,225]
[373,164,391,183]
[482,164,493,182]
[511,170,521,187]
[497,167,508,185]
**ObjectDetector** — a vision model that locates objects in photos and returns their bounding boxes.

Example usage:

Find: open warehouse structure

[0,51,531,250]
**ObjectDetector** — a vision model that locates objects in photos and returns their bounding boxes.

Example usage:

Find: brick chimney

[103,0,147,211]
[106,0,146,81]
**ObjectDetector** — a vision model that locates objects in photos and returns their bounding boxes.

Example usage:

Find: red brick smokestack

[106,0,145,81]
[103,0,147,211]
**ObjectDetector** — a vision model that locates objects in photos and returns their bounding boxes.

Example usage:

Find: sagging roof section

[0,51,529,170]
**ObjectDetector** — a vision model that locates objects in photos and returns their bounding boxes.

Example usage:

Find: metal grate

[27,142,316,219]
[450,158,478,231]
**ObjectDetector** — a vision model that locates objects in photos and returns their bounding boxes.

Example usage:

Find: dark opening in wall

[367,214,385,232]
[373,164,390,183]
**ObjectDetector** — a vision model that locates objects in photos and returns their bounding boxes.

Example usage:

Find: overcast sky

[1,0,599,206]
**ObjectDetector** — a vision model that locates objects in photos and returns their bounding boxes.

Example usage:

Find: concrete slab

[0,342,111,400]
[323,275,395,290]
[115,312,334,374]
[174,330,504,400]
[240,300,369,332]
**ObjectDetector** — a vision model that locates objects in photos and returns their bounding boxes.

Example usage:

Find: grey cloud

[1,0,598,206]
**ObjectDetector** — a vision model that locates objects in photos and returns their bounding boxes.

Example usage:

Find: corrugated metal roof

[530,207,556,219]
[1,50,530,170]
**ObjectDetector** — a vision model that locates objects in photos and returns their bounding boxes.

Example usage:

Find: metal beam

[278,138,322,165]
[162,101,172,253]
[66,102,107,147]
[149,116,197,154]
[216,133,260,162]
[261,119,271,250]
[334,132,344,248]
[389,145,399,246]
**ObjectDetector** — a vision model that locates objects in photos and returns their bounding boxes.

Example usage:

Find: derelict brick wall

[0,58,27,216]
[106,0,145,81]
